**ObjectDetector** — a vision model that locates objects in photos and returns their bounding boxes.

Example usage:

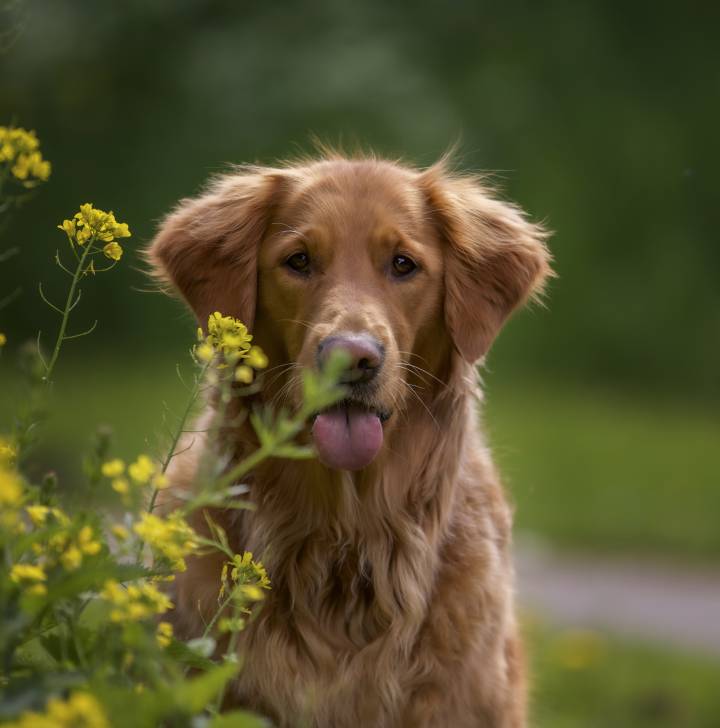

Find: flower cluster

[5,691,109,728]
[58,203,131,261]
[195,312,268,383]
[9,507,104,596]
[0,125,51,188]
[101,454,168,499]
[100,579,173,622]
[133,511,199,572]
[219,551,271,602]
[0,463,24,532]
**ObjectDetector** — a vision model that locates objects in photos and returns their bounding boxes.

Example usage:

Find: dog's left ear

[419,164,552,363]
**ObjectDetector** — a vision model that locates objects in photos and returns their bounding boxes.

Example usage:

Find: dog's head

[148,155,551,472]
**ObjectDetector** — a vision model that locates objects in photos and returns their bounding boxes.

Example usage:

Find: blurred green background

[1,1,719,725]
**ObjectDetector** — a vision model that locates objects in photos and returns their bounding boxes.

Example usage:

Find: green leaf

[209,708,270,728]
[169,659,238,714]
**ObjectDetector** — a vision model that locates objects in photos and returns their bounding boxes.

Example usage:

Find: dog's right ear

[147,168,285,330]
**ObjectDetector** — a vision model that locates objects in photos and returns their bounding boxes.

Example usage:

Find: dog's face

[149,156,550,471]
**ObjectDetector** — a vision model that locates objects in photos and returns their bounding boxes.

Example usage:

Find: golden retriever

[147,150,551,727]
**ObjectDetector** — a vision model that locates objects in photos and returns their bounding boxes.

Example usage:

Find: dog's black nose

[317,333,384,384]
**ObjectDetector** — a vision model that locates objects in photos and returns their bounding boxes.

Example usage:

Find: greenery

[485,376,720,559]
[527,620,720,728]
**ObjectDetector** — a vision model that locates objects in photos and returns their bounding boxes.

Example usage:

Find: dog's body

[149,153,551,727]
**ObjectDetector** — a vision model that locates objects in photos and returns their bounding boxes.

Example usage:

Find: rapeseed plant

[0,126,347,727]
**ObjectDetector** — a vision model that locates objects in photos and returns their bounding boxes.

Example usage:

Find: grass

[484,376,720,560]
[527,620,720,728]
[2,349,719,558]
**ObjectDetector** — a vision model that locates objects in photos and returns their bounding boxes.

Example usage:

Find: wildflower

[61,545,83,571]
[234,365,253,384]
[219,551,271,600]
[246,345,269,370]
[195,342,215,363]
[111,477,129,494]
[0,466,23,507]
[101,458,125,478]
[0,436,17,466]
[0,126,51,188]
[156,621,173,648]
[101,579,172,622]
[26,504,50,526]
[57,204,131,255]
[103,241,123,261]
[151,471,169,490]
[77,525,102,555]
[0,333,6,347]
[11,691,109,728]
[111,524,129,541]
[10,563,46,584]
[128,454,155,485]
[134,512,199,571]
[197,312,252,364]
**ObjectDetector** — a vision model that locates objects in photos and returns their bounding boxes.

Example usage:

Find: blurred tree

[1,0,718,401]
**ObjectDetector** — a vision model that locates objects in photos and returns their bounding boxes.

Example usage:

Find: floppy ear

[419,165,552,363]
[147,167,284,330]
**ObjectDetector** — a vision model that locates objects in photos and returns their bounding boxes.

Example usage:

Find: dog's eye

[391,255,417,278]
[285,252,310,273]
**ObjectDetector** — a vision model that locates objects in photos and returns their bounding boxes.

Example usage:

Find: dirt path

[515,543,720,657]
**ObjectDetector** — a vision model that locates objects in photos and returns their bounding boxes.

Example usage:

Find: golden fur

[147,152,551,727]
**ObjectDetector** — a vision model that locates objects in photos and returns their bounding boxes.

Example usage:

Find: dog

[147,150,551,727]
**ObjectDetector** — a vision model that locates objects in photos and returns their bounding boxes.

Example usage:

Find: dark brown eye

[391,254,417,278]
[285,252,310,273]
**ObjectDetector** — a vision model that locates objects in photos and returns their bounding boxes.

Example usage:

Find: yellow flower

[195,342,214,363]
[14,692,110,728]
[10,563,46,584]
[133,512,199,572]
[151,472,169,490]
[101,579,172,622]
[0,466,23,507]
[219,551,271,603]
[59,203,131,253]
[111,524,129,541]
[111,477,129,495]
[26,504,50,526]
[128,454,155,485]
[78,525,101,555]
[0,332,6,347]
[61,545,83,571]
[0,436,17,465]
[234,365,253,384]
[0,126,51,188]
[101,458,125,478]
[246,345,269,370]
[156,621,173,648]
[196,312,253,366]
[102,241,123,261]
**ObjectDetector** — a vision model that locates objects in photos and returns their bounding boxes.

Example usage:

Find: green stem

[43,239,94,384]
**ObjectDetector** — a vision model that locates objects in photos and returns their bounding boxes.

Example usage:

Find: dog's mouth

[311,399,390,472]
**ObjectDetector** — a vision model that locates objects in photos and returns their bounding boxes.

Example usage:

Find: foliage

[526,620,720,728]
[0,131,346,726]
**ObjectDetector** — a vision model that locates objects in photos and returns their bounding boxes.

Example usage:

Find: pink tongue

[312,406,384,471]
